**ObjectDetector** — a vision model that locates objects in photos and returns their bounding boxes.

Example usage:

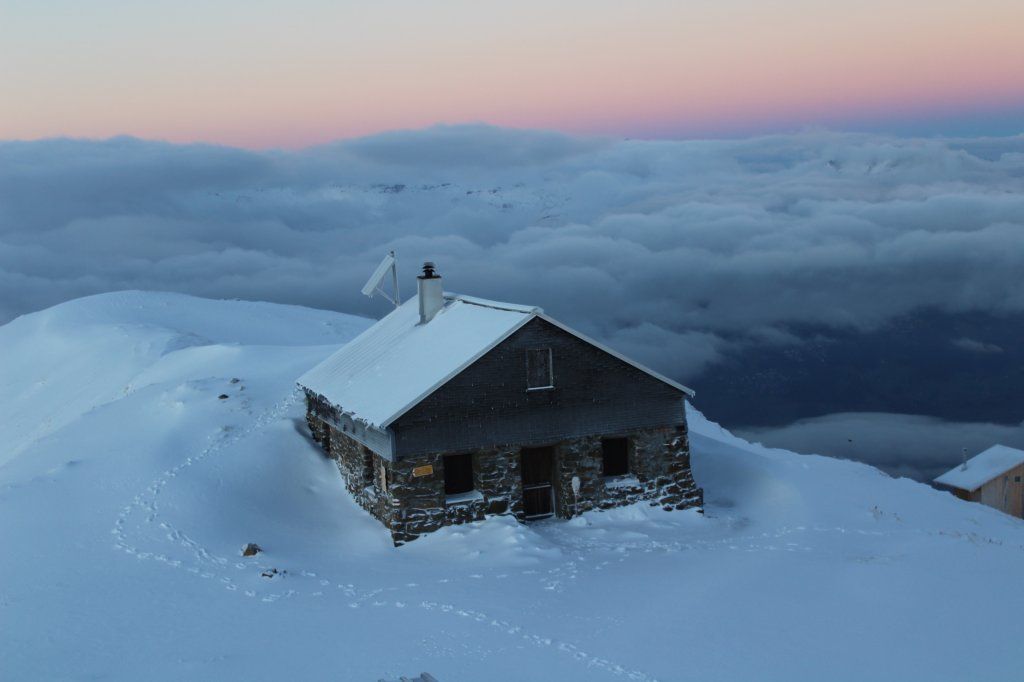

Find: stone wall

[306,404,702,546]
[316,422,396,532]
[387,445,527,545]
[634,427,704,512]
[305,405,331,451]
[476,446,525,518]
[552,425,702,517]
[387,454,446,545]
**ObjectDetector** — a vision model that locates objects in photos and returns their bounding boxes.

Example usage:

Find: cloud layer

[2,125,1023,388]
[738,412,1024,482]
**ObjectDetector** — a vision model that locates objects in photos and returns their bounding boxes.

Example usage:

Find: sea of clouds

[738,413,1024,482]
[2,125,1022,478]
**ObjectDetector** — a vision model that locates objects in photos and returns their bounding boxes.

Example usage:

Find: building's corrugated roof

[934,444,1024,492]
[297,293,694,429]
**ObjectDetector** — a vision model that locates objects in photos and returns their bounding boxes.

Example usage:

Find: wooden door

[521,446,555,519]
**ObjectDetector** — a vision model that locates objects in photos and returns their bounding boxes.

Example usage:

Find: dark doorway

[521,446,555,519]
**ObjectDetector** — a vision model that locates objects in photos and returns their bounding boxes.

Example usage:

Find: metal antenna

[961,447,968,471]
[361,251,401,308]
[391,251,400,307]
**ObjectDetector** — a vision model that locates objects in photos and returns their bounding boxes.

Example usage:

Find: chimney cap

[419,261,440,279]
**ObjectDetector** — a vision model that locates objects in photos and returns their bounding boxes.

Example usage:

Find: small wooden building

[297,262,703,544]
[934,444,1024,519]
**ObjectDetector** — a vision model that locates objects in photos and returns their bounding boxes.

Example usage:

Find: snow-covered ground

[2,291,1022,681]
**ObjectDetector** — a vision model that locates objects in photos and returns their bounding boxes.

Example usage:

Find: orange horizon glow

[2,0,1022,149]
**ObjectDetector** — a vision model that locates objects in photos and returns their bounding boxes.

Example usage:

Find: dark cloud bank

[2,125,1023,480]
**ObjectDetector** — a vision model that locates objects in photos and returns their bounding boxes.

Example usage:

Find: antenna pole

[961,447,968,471]
[390,250,400,308]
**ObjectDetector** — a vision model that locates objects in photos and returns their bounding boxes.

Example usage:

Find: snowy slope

[2,292,1023,681]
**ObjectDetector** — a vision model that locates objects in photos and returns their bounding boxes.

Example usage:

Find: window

[444,453,474,496]
[526,348,553,390]
[602,437,629,477]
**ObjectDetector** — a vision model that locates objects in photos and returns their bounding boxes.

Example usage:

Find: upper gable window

[526,348,553,390]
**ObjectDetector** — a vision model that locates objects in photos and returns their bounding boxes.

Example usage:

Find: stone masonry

[307,404,702,545]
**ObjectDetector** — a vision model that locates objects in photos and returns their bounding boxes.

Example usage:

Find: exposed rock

[218,394,229,400]
[242,542,261,557]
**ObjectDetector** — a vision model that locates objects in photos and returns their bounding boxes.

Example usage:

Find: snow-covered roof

[297,294,537,428]
[297,293,693,429]
[934,444,1024,492]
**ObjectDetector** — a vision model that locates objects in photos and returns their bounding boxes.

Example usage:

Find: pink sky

[2,0,1022,148]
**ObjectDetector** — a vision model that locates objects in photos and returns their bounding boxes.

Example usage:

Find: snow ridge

[3,291,1024,681]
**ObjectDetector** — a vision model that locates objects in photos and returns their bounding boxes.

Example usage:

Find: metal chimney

[417,261,443,324]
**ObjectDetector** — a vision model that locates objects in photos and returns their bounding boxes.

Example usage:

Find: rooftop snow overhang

[306,404,395,459]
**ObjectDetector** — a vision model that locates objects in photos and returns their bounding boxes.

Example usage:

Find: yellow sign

[412,464,434,478]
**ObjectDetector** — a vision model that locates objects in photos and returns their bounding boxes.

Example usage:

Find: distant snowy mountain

[2,291,1022,680]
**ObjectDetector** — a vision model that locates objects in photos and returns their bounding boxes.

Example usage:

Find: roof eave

[933,479,981,493]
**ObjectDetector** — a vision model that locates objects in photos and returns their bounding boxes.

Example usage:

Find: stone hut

[297,263,702,545]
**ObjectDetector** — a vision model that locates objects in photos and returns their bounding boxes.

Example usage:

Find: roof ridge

[983,443,1024,453]
[446,293,542,315]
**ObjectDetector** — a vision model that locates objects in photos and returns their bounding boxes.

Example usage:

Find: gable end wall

[973,462,1024,518]
[391,317,686,459]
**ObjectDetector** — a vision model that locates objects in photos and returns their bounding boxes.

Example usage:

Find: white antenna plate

[362,253,395,297]
[360,252,400,308]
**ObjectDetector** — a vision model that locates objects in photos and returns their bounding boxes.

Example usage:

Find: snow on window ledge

[445,490,484,505]
[526,385,554,392]
[603,475,641,489]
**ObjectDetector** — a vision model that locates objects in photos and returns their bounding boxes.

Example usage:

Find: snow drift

[2,291,1022,681]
